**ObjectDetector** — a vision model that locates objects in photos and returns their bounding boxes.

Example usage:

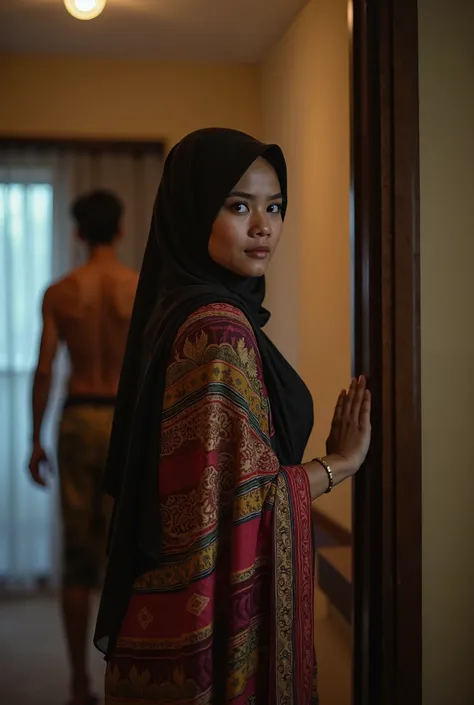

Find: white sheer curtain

[0,145,162,591]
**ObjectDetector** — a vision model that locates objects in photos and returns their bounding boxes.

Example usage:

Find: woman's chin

[216,256,269,278]
[241,259,269,278]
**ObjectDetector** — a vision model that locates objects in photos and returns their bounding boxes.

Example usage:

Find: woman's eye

[231,202,249,213]
[268,203,283,214]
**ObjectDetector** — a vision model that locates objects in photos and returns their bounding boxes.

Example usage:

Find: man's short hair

[71,190,124,246]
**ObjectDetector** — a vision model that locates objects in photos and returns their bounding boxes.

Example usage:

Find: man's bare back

[46,258,138,396]
[28,189,140,705]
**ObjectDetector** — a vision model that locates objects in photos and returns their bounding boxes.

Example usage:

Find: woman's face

[208,157,284,277]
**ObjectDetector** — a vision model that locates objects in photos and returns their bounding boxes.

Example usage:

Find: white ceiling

[0,0,308,61]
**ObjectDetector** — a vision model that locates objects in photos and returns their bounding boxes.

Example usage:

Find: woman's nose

[249,212,271,237]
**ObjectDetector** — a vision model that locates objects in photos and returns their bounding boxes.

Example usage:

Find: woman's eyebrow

[228,190,283,200]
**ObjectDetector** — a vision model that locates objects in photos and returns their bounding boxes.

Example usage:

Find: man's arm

[29,287,59,486]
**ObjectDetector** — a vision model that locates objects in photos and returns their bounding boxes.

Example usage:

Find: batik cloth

[104,304,317,704]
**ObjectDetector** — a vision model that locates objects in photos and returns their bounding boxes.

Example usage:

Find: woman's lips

[245,247,270,259]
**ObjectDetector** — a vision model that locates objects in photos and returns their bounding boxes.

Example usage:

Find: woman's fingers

[337,375,370,426]
[332,390,346,426]
[360,389,371,430]
[343,378,357,417]
[351,375,367,421]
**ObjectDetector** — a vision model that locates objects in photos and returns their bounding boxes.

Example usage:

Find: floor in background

[0,596,104,705]
[0,590,351,705]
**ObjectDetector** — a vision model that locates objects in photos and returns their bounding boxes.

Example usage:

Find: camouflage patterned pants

[57,403,115,589]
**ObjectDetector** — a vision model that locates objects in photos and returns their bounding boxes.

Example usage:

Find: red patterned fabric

[105,303,317,704]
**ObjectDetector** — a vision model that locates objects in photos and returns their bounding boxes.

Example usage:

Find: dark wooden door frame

[351,1,422,704]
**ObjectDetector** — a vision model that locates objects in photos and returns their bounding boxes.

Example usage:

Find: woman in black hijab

[95,128,371,705]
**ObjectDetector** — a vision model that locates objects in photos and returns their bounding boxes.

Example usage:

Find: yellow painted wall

[419,0,474,702]
[0,54,261,149]
[262,0,352,530]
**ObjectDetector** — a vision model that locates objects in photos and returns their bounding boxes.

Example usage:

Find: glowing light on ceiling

[64,0,107,21]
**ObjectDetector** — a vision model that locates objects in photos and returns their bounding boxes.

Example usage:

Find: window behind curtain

[0,170,55,587]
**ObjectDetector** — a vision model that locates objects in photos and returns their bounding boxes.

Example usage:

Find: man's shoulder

[42,277,68,306]
[44,269,80,300]
[51,262,138,287]
[114,263,139,286]
[49,266,84,289]
[42,267,91,320]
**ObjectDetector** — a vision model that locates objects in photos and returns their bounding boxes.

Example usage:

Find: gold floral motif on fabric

[117,622,213,651]
[159,464,232,550]
[106,661,208,704]
[133,541,218,591]
[274,474,294,705]
[164,356,268,432]
[185,593,210,616]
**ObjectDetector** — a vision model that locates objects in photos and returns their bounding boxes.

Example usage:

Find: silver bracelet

[313,457,334,494]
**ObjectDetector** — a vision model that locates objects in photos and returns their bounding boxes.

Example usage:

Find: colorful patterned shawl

[104,303,317,704]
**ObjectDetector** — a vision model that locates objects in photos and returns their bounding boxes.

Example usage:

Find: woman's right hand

[325,376,372,476]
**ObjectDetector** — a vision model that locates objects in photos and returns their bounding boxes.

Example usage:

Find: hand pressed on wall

[326,375,371,475]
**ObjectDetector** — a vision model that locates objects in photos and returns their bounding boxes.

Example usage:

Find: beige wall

[262,0,352,529]
[419,0,474,702]
[0,54,261,149]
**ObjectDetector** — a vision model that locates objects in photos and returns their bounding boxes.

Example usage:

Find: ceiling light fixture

[64,0,107,21]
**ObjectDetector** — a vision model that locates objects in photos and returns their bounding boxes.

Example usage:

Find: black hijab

[94,128,314,654]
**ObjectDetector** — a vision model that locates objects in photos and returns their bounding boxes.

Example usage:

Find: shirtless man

[28,190,138,705]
